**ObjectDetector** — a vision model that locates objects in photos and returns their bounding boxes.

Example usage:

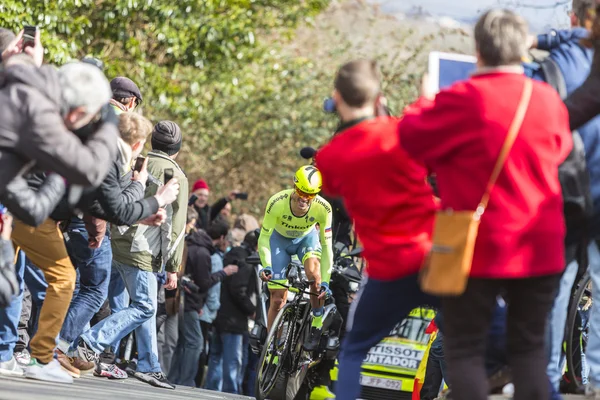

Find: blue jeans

[239,331,249,393]
[107,262,129,352]
[0,252,47,361]
[336,275,438,400]
[586,241,600,387]
[59,220,111,350]
[168,311,203,387]
[547,257,580,390]
[205,331,244,394]
[81,260,161,373]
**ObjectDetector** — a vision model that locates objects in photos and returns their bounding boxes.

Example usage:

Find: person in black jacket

[168,221,237,387]
[205,230,258,395]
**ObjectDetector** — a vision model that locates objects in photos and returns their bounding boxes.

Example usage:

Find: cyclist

[258,165,333,351]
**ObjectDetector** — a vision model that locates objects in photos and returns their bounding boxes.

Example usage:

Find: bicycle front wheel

[565,271,592,393]
[255,304,296,400]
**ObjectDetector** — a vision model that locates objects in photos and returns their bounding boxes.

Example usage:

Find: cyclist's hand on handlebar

[318,282,332,300]
[260,267,273,282]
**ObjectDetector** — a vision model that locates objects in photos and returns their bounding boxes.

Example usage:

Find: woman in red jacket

[400,9,573,400]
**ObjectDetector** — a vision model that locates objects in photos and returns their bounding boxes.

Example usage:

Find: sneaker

[134,371,175,389]
[76,340,99,364]
[94,362,128,379]
[303,326,322,352]
[14,350,31,367]
[586,384,600,399]
[25,359,73,384]
[0,356,24,377]
[55,350,81,378]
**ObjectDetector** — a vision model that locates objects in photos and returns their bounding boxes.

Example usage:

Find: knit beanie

[193,179,210,192]
[151,121,182,155]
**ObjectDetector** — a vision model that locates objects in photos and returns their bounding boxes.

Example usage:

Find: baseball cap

[110,77,143,104]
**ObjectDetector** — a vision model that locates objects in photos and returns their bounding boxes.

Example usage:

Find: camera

[180,276,199,293]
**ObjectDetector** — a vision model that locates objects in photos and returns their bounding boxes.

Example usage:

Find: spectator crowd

[0,26,261,393]
[4,0,600,399]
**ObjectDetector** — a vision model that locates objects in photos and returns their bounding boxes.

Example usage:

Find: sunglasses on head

[295,187,316,200]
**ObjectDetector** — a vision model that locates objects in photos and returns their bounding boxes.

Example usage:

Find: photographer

[190,179,245,230]
[169,221,238,387]
[0,29,120,382]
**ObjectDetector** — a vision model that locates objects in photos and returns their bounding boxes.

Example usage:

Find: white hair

[474,9,529,67]
[58,62,111,115]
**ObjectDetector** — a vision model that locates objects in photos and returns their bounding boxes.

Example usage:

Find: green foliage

[0,0,438,216]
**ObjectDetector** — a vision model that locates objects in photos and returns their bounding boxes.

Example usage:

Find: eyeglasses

[295,187,316,200]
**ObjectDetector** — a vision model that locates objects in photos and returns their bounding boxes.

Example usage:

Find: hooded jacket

[184,230,228,313]
[111,150,189,273]
[0,63,118,195]
[214,244,257,334]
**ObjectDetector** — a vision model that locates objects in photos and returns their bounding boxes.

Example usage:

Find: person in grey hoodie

[0,31,118,384]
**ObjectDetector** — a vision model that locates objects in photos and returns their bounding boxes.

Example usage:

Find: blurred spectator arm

[120,172,145,204]
[209,197,229,222]
[86,167,159,226]
[536,28,588,50]
[1,174,66,227]
[565,69,600,130]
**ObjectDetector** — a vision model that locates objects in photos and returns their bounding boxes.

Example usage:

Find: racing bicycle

[252,248,363,400]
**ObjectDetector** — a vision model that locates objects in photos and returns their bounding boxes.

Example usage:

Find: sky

[372,0,572,32]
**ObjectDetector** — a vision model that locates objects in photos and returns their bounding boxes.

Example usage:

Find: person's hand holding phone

[23,27,43,67]
[131,156,148,186]
[2,28,44,67]
[155,178,180,207]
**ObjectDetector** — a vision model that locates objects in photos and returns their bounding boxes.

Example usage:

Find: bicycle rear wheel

[565,271,592,393]
[255,304,296,400]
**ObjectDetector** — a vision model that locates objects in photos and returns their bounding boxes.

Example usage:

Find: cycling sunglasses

[295,187,316,200]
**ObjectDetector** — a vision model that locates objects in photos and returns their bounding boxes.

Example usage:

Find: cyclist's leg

[267,289,287,331]
[266,231,292,330]
[297,229,323,312]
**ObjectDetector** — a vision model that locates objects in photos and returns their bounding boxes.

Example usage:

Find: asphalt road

[0,374,252,400]
[0,374,587,400]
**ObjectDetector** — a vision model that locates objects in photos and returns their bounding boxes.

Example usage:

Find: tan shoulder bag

[419,78,533,296]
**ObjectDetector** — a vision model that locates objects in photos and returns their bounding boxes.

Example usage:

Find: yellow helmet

[293,165,322,195]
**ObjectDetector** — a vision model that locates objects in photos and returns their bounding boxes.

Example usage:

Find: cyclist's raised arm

[317,198,334,285]
[258,194,279,270]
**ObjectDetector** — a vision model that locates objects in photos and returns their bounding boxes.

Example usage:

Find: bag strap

[540,57,567,99]
[477,78,533,216]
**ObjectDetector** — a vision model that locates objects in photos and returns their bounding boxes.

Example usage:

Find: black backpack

[539,57,593,245]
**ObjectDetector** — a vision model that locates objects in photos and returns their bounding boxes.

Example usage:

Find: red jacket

[316,117,437,281]
[400,71,572,279]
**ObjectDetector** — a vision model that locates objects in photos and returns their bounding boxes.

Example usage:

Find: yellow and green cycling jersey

[258,189,334,285]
